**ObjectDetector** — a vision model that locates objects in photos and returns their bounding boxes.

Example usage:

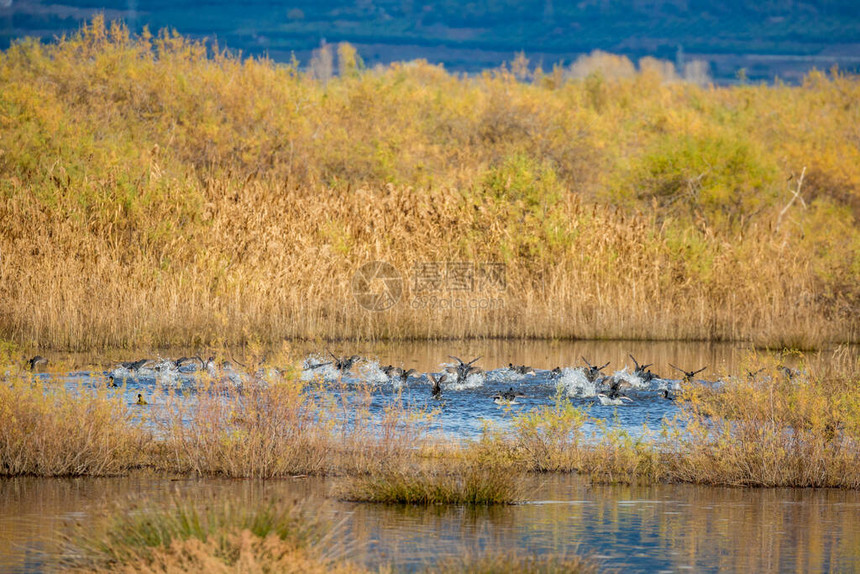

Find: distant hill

[1,0,859,82]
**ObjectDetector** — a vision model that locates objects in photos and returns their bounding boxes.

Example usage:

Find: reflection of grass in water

[434,551,599,574]
[0,18,857,350]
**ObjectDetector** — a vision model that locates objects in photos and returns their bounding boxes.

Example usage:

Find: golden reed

[0,18,856,350]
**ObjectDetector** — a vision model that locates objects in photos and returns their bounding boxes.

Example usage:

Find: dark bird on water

[121,358,156,371]
[508,363,536,376]
[447,355,483,384]
[383,366,417,382]
[581,357,610,383]
[329,351,362,374]
[493,387,525,404]
[602,376,630,400]
[429,373,444,398]
[27,355,48,371]
[597,393,633,406]
[628,354,657,382]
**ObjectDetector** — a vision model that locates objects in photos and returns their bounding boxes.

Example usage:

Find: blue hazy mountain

[1,0,858,82]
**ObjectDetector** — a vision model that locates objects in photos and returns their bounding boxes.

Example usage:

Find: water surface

[26,339,820,440]
[2,474,859,573]
[5,341,856,572]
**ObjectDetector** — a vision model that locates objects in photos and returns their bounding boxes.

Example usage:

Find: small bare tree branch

[776,166,806,231]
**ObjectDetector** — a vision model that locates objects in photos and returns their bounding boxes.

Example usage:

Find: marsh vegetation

[0,18,857,350]
[2,347,858,490]
[1,18,858,571]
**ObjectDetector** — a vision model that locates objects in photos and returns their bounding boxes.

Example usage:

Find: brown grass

[0,376,150,476]
[61,495,366,573]
[96,534,364,574]
[1,352,860,488]
[333,460,523,504]
[473,393,661,484]
[0,18,856,351]
[149,377,435,478]
[664,349,860,487]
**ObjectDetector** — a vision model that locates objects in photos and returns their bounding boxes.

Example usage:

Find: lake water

[2,473,859,573]
[7,340,852,572]
[25,339,818,440]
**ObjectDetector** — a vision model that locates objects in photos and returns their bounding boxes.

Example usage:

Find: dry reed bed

[152,378,435,478]
[2,354,859,489]
[0,19,857,350]
[0,378,149,476]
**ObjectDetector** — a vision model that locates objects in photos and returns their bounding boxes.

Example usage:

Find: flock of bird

[302,351,709,405]
[23,351,713,407]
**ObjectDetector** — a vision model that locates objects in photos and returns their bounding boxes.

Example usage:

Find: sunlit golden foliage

[0,377,149,476]
[152,376,434,478]
[665,350,860,487]
[508,396,589,472]
[477,395,662,483]
[0,18,857,350]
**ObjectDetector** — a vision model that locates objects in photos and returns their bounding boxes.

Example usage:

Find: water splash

[610,367,652,390]
[107,365,136,380]
[557,368,598,397]
[358,360,396,385]
[492,368,530,383]
[300,355,340,381]
[155,368,183,388]
[446,371,486,391]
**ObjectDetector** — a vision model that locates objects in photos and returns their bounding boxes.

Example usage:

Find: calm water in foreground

[6,340,855,572]
[2,474,860,573]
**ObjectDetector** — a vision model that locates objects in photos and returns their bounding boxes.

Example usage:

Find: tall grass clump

[478,391,661,483]
[152,374,435,477]
[508,393,590,471]
[0,18,856,350]
[0,376,149,476]
[62,495,362,573]
[666,352,860,487]
[333,460,523,504]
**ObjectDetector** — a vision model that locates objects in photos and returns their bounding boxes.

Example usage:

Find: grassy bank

[2,354,859,489]
[0,18,858,350]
